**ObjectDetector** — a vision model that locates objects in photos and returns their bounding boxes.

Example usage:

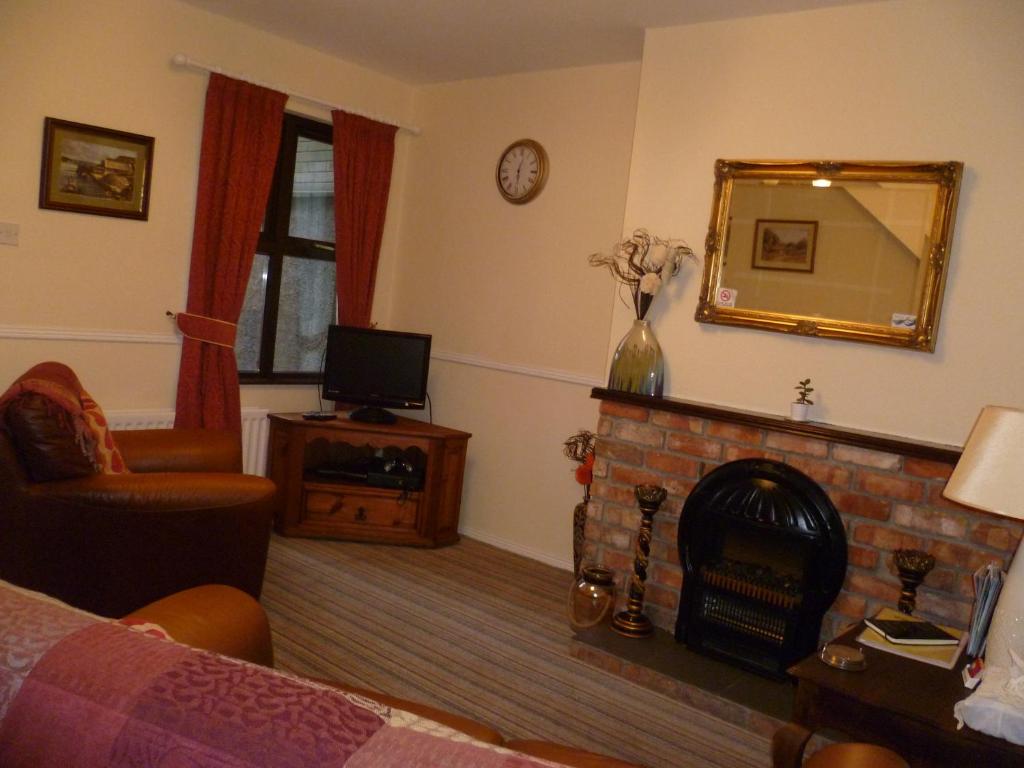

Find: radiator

[105,408,270,476]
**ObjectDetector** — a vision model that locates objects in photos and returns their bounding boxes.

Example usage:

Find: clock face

[496,139,548,204]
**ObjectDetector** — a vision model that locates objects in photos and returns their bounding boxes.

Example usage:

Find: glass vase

[568,565,616,629]
[608,318,664,396]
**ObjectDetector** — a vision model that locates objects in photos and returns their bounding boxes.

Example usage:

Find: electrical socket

[0,222,19,246]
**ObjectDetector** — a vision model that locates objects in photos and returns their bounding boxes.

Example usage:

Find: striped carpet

[262,534,770,768]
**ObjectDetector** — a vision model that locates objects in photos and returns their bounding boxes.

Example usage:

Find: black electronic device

[314,456,375,482]
[314,455,423,491]
[322,325,431,425]
[366,466,424,491]
[302,411,337,421]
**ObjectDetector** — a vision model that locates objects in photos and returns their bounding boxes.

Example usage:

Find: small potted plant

[791,378,814,421]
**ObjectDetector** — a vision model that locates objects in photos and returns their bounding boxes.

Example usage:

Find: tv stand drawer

[302,486,419,531]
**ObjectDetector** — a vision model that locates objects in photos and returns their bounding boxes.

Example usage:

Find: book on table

[863,617,959,645]
[857,607,966,669]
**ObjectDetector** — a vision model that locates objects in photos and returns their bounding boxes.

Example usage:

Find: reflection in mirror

[696,160,962,351]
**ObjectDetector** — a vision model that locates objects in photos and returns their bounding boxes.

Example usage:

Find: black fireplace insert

[674,459,846,679]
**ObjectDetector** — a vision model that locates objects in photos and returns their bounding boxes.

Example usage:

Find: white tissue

[954,650,1024,745]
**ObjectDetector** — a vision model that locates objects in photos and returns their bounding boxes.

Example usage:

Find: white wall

[618,0,1024,445]
[0,0,416,414]
[392,64,640,567]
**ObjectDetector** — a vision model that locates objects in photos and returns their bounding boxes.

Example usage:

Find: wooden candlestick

[612,484,668,638]
[893,549,935,615]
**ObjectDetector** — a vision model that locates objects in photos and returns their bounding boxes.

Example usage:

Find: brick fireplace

[585,390,1024,643]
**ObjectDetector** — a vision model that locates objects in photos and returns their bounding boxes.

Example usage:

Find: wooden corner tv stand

[267,413,470,547]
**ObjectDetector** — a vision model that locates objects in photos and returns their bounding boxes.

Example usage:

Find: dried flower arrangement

[564,429,596,497]
[564,429,596,575]
[588,229,696,320]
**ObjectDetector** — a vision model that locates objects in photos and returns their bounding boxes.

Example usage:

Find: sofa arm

[316,679,505,745]
[10,473,275,616]
[114,428,243,473]
[31,471,273,512]
[124,585,274,667]
[505,740,641,768]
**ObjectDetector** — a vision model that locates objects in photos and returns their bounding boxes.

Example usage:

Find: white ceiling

[179,0,874,84]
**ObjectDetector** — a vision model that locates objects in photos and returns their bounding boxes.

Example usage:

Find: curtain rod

[171,53,421,136]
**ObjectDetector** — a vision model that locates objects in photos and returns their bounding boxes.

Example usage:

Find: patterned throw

[0,361,127,474]
[0,581,560,767]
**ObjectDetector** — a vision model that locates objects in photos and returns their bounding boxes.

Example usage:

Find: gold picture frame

[695,159,963,352]
[751,219,817,273]
[39,117,154,220]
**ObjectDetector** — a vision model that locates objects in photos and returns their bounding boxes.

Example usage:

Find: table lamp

[943,405,1024,668]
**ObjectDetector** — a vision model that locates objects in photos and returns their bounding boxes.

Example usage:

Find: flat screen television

[322,325,431,424]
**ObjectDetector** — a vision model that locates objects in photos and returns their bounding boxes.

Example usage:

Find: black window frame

[239,113,336,385]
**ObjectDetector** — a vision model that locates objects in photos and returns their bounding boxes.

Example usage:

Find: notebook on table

[856,608,966,669]
[863,617,959,645]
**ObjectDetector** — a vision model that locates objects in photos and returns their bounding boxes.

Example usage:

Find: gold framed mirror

[695,160,963,351]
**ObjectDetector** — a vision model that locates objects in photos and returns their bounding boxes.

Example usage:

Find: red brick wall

[585,400,1024,640]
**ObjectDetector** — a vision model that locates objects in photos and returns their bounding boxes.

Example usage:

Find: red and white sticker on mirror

[717,287,737,307]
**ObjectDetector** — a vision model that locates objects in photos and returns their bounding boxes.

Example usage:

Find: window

[237,114,337,383]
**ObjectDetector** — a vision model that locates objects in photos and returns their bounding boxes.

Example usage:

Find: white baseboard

[458,525,573,572]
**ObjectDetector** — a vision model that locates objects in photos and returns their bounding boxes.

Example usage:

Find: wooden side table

[781,624,1024,768]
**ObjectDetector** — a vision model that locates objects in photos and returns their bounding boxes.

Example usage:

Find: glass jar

[568,565,616,629]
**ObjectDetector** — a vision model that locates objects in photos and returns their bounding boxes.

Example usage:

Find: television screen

[322,325,431,415]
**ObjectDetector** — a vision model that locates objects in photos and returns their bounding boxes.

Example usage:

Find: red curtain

[174,74,287,432]
[332,111,398,328]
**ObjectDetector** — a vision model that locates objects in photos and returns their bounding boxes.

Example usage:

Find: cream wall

[0,0,416,413]
[391,64,640,566]
[619,0,1024,445]
[9,0,1015,571]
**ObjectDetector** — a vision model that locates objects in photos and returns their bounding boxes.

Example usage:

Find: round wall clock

[496,139,548,204]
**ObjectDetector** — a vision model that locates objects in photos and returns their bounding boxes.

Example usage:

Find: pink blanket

[0,581,555,767]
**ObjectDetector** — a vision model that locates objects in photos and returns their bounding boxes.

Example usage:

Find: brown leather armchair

[0,425,276,618]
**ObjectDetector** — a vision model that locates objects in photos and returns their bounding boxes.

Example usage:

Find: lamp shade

[943,406,1024,520]
[944,405,1024,670]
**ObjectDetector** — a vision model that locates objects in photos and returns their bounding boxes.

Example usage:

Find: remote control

[302,411,337,421]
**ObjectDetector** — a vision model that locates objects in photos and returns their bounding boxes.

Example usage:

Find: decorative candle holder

[893,548,935,615]
[612,484,668,638]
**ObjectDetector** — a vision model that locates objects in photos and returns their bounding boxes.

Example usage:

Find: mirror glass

[696,160,962,351]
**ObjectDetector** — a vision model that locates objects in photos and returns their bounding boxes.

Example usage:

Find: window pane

[289,136,335,242]
[235,253,269,372]
[273,255,336,373]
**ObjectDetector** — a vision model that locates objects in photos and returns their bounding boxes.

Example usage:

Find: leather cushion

[5,392,96,481]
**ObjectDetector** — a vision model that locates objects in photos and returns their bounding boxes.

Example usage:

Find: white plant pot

[790,402,811,421]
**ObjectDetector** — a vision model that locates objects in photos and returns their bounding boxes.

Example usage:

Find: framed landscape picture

[39,117,154,220]
[751,219,817,273]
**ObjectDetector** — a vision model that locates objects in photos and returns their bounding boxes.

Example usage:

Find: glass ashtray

[819,643,866,671]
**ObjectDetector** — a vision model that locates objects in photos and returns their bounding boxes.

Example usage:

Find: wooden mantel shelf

[591,388,961,464]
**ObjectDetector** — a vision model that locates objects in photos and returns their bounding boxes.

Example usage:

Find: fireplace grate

[700,560,801,609]
[699,588,789,644]
[697,560,803,645]
[676,459,847,678]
